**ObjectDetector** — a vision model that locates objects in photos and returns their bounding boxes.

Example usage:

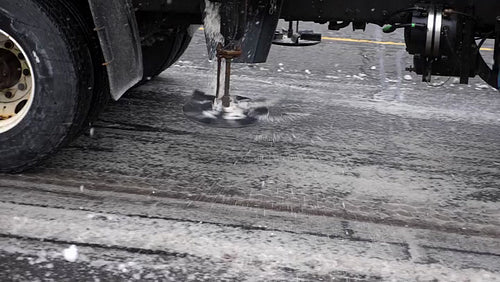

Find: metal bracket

[272,21,322,47]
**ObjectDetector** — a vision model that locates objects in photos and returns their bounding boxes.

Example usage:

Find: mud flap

[88,0,143,100]
[236,0,282,63]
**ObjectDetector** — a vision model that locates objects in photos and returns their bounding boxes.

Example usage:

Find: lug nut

[5,91,13,99]
[17,83,26,91]
[17,53,24,60]
[4,41,14,49]
[23,69,30,76]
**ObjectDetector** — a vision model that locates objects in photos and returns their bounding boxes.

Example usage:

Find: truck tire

[56,0,110,127]
[142,29,192,80]
[137,12,194,82]
[0,0,95,172]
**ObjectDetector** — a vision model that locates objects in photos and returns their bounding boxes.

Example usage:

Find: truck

[0,0,498,172]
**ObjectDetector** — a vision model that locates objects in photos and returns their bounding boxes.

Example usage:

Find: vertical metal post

[287,21,294,38]
[460,20,474,84]
[216,56,222,98]
[222,59,232,107]
[459,5,476,85]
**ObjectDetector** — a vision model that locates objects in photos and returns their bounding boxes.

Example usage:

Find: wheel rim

[0,29,35,134]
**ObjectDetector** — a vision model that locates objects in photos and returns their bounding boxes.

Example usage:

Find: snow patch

[325,75,339,79]
[62,245,78,262]
[32,51,40,64]
[475,83,492,90]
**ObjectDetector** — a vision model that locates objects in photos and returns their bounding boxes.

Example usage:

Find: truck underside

[90,0,499,100]
[0,0,498,172]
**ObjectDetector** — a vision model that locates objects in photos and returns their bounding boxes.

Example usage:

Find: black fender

[88,0,143,100]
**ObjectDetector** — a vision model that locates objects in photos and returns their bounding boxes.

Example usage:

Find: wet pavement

[0,24,499,281]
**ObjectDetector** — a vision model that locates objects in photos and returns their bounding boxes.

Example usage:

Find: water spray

[183,0,269,128]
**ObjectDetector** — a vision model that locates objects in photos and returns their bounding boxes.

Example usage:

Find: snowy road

[0,25,499,281]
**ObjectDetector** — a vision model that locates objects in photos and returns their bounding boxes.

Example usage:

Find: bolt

[17,53,24,60]
[4,41,14,49]
[4,91,13,98]
[406,66,416,72]
[23,69,30,76]
[17,83,26,91]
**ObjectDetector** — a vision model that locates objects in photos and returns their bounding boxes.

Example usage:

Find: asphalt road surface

[0,24,499,281]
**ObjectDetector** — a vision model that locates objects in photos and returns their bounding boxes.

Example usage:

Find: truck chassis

[0,0,498,172]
